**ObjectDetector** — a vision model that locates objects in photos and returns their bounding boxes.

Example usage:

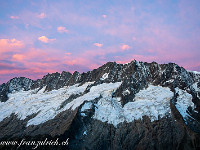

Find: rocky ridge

[0,60,200,150]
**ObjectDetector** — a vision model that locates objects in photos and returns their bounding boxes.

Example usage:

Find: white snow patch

[0,82,122,126]
[81,102,92,112]
[192,82,200,99]
[62,82,122,110]
[0,82,94,126]
[80,102,92,117]
[83,131,87,135]
[192,82,199,92]
[101,73,109,80]
[93,85,174,127]
[175,88,194,120]
[37,86,46,93]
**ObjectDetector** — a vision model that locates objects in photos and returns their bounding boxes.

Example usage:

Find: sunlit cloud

[57,26,69,33]
[10,16,19,19]
[12,54,25,61]
[65,52,71,55]
[38,12,46,19]
[121,44,131,50]
[38,36,56,43]
[93,43,103,47]
[0,39,24,53]
[38,36,48,43]
[102,15,107,18]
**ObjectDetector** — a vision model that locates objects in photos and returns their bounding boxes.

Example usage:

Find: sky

[0,0,200,84]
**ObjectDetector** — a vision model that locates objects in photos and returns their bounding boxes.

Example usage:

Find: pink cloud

[121,44,130,50]
[12,54,25,61]
[57,26,69,33]
[0,39,24,54]
[65,52,71,55]
[38,36,48,43]
[38,12,46,19]
[93,43,103,47]
[10,16,19,19]
[0,47,63,80]
[38,36,56,43]
[62,45,126,70]
[102,15,107,18]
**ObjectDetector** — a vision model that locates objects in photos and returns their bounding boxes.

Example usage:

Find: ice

[93,85,174,127]
[192,82,199,92]
[0,81,195,127]
[175,88,194,120]
[62,82,122,110]
[37,86,46,94]
[81,102,92,112]
[0,82,122,126]
[0,82,93,126]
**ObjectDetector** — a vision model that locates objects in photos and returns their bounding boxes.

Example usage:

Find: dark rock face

[69,116,199,150]
[31,71,72,92]
[0,60,200,150]
[0,77,33,102]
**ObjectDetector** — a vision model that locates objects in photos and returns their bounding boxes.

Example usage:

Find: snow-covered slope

[0,82,92,126]
[0,82,195,127]
[93,85,195,127]
[0,82,123,126]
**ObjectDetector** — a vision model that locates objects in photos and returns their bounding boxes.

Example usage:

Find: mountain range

[0,60,200,150]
